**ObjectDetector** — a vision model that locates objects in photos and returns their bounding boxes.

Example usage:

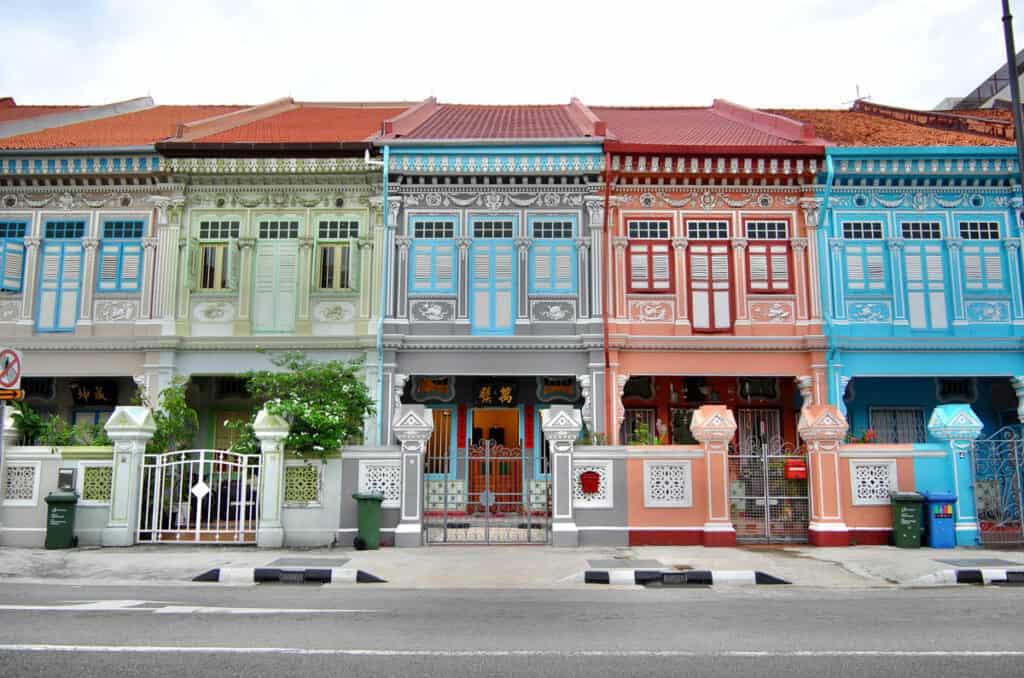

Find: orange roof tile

[948,108,1013,122]
[398,104,590,140]
[192,104,410,144]
[767,109,1014,147]
[0,105,245,149]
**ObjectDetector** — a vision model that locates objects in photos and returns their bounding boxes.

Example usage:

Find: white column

[139,237,159,319]
[18,237,41,322]
[392,405,434,547]
[541,405,583,547]
[79,237,99,323]
[102,406,156,546]
[253,408,290,548]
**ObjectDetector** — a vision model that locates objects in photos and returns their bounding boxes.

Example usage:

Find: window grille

[687,221,729,240]
[842,222,884,240]
[628,220,670,239]
[623,408,656,444]
[198,221,239,239]
[901,222,942,240]
[745,221,788,240]
[868,407,926,444]
[959,221,1000,240]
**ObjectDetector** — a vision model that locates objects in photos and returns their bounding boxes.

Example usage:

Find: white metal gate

[138,449,261,544]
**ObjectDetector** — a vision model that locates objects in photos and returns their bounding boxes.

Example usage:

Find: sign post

[0,348,23,470]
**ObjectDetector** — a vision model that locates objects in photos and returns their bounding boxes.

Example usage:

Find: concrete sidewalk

[2,543,1022,589]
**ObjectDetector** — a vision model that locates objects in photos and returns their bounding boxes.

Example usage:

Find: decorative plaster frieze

[94,300,138,323]
[313,301,357,323]
[410,299,455,322]
[530,298,577,322]
[402,190,584,209]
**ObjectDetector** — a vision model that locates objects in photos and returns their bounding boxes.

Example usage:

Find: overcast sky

[1,0,1019,110]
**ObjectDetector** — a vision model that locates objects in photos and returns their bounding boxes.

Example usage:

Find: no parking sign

[0,348,23,395]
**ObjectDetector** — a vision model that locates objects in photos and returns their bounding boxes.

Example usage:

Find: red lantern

[784,458,807,480]
[580,470,601,495]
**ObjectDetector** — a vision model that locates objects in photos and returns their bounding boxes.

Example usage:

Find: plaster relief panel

[966,301,1010,323]
[313,301,356,323]
[410,299,455,322]
[193,301,237,322]
[629,299,674,322]
[94,300,139,323]
[530,299,577,322]
[847,301,891,323]
[0,300,19,321]
[749,300,795,323]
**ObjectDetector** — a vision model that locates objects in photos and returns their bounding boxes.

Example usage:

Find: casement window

[627,220,672,292]
[869,407,926,444]
[745,221,790,293]
[470,218,516,334]
[37,221,86,332]
[841,221,887,294]
[530,219,575,293]
[959,221,1005,293]
[317,219,359,291]
[97,220,144,293]
[195,220,240,291]
[253,219,300,333]
[901,222,942,240]
[409,219,456,295]
[0,221,27,292]
[901,222,948,329]
[687,220,731,331]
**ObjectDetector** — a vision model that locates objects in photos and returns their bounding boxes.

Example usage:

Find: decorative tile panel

[572,460,613,509]
[426,479,466,511]
[851,460,897,506]
[643,461,693,508]
[3,462,39,506]
[358,460,401,509]
[80,464,113,503]
[529,479,550,508]
[284,464,321,505]
[530,298,576,322]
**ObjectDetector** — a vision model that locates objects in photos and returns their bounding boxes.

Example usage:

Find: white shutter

[984,251,1003,290]
[1,240,24,291]
[472,250,491,329]
[749,245,769,290]
[905,245,947,329]
[533,249,553,290]
[651,243,671,290]
[412,249,432,290]
[866,252,886,289]
[846,249,865,290]
[36,244,62,330]
[630,244,650,290]
[710,246,731,329]
[690,246,710,329]
[251,244,277,332]
[435,243,454,291]
[769,245,789,290]
[493,247,514,329]
[274,243,298,331]
[57,245,82,330]
[553,244,573,291]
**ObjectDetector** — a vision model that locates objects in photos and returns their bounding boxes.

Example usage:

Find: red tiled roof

[399,104,589,139]
[593,105,815,148]
[770,109,1014,147]
[193,104,410,143]
[948,108,1013,122]
[0,99,88,123]
[0,105,245,149]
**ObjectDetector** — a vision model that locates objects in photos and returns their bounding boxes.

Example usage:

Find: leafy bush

[143,377,199,454]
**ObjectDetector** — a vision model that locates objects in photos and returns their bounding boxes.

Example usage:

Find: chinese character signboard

[411,376,455,403]
[536,376,579,403]
[474,381,517,407]
[69,379,118,406]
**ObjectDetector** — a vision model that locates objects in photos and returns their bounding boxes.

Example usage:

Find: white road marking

[0,645,1021,657]
[0,600,375,615]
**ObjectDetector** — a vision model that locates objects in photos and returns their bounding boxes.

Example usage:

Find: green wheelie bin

[351,493,385,550]
[890,491,924,548]
[44,492,79,549]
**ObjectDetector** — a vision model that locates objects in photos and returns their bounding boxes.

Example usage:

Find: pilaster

[731,238,748,322]
[797,405,849,546]
[927,404,984,546]
[253,408,290,548]
[139,237,159,319]
[672,238,689,322]
[102,406,157,546]
[295,236,314,334]
[79,237,99,323]
[541,405,583,547]
[19,237,41,322]
[392,405,434,547]
[234,237,255,333]
[691,405,737,546]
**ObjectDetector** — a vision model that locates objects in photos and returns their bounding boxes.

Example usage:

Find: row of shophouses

[0,94,1021,550]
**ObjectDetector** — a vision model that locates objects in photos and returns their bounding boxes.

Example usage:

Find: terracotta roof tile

[593,106,812,148]
[771,108,1014,147]
[401,104,587,140]
[948,108,1013,122]
[193,104,411,143]
[0,105,245,149]
[0,100,89,123]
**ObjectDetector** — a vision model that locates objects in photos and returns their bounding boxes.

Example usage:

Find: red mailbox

[784,458,807,480]
[579,470,601,495]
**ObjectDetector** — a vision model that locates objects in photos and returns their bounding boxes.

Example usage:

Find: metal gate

[138,449,261,544]
[424,440,550,544]
[728,409,809,543]
[972,425,1024,545]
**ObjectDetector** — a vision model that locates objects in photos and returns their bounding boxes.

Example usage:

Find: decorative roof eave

[379,136,604,147]
[825,152,1018,181]
[606,142,824,156]
[155,140,373,158]
[610,153,820,179]
[164,156,377,175]
[0,144,156,155]
[827,146,1016,159]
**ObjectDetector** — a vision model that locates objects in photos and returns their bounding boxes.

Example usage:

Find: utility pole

[1002,0,1024,218]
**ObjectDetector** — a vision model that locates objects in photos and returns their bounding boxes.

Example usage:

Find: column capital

[926,404,983,443]
[395,236,412,251]
[731,237,748,251]
[828,237,843,253]
[574,237,591,251]
[142,237,159,251]
[456,237,472,250]
[357,237,375,250]
[797,405,848,444]
[790,237,809,252]
[611,236,628,252]
[886,238,904,252]
[672,237,689,251]
[799,197,822,228]
[946,237,963,252]
[584,196,605,227]
[82,237,100,252]
[23,236,41,250]
[237,237,256,251]
[298,237,314,251]
[392,403,434,446]
[1004,238,1021,252]
[515,237,532,253]
[691,405,737,444]
[540,405,583,442]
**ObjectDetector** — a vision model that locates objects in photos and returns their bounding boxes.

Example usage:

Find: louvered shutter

[689,244,732,331]
[472,249,491,329]
[251,243,277,332]
[98,243,120,291]
[412,245,432,291]
[0,240,24,291]
[650,243,671,290]
[904,244,947,329]
[532,242,575,292]
[748,243,790,292]
[492,245,514,330]
[58,246,82,329]
[36,243,63,330]
[434,243,454,292]
[845,244,886,292]
[710,247,731,328]
[37,242,82,332]
[629,243,651,290]
[963,245,1004,292]
[629,241,671,292]
[533,247,553,290]
[274,242,298,331]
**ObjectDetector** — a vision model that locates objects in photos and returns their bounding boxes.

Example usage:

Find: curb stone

[907,568,1024,587]
[580,569,790,586]
[193,567,386,584]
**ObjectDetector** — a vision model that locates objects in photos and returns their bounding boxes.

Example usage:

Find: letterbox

[784,458,807,480]
[579,470,601,495]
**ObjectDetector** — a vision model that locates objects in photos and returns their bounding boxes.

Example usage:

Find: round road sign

[0,349,22,390]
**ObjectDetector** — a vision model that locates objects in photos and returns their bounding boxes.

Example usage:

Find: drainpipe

[365,146,390,445]
[602,151,612,370]
[820,153,839,402]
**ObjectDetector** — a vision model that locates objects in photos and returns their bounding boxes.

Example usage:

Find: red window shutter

[689,243,732,331]
[628,241,673,293]
[747,242,790,293]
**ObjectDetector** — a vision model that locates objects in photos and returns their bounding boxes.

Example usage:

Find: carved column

[946,238,966,321]
[886,238,905,321]
[384,197,401,318]
[294,236,314,333]
[828,238,845,320]
[151,195,183,324]
[611,237,628,319]
[139,237,159,320]
[614,372,628,445]
[585,198,605,317]
[927,404,984,546]
[392,405,434,547]
[1004,239,1023,320]
[575,237,591,319]
[516,237,531,320]
[791,237,810,321]
[253,408,290,548]
[541,405,584,547]
[798,405,849,546]
[455,237,471,319]
[731,237,748,322]
[576,374,593,433]
[799,198,823,321]
[367,196,384,320]
[18,237,41,322]
[795,375,814,407]
[1011,377,1024,422]
[691,405,737,546]
[235,237,255,329]
[358,238,375,319]
[102,407,156,546]
[79,237,99,323]
[395,236,411,319]
[672,238,689,322]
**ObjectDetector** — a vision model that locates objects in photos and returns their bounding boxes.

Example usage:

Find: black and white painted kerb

[580,569,790,586]
[909,569,1024,587]
[193,567,386,584]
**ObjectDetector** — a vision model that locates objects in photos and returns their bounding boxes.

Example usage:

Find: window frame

[315,215,361,292]
[744,219,791,294]
[97,219,145,293]
[868,406,927,444]
[626,217,674,294]
[194,216,241,292]
[0,219,28,292]
[528,214,577,295]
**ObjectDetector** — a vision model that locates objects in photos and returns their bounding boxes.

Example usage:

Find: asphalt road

[0,582,1021,677]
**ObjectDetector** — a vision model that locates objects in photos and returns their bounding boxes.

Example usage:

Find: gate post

[392,405,434,547]
[927,404,983,546]
[691,405,737,546]
[798,405,850,546]
[102,406,156,547]
[541,405,583,547]
[253,408,290,548]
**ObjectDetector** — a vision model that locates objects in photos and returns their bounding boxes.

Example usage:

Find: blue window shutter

[97,243,121,291]
[37,242,82,332]
[0,240,25,292]
[119,242,143,291]
[409,241,456,294]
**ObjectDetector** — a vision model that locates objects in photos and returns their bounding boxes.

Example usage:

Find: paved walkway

[1,543,1022,588]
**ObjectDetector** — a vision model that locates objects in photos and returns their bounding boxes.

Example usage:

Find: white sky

[1,0,1020,110]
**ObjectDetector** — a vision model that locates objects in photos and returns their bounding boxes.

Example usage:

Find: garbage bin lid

[889,491,924,502]
[920,490,957,502]
[352,493,385,502]
[44,492,79,504]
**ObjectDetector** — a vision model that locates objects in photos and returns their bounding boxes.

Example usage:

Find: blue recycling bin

[920,491,957,548]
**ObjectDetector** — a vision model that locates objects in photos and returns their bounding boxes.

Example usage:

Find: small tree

[144,377,199,454]
[236,352,374,460]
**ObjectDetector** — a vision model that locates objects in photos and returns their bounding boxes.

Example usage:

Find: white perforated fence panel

[358,460,401,509]
[851,460,897,505]
[572,460,613,509]
[643,460,693,507]
[3,462,39,506]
